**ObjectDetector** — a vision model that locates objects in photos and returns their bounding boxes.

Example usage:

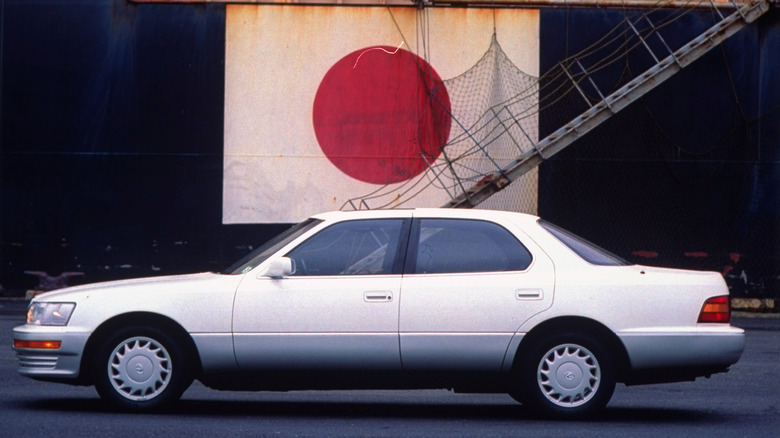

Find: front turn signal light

[698,295,731,323]
[13,339,62,350]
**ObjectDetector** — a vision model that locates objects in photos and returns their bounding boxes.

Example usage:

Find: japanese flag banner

[223,5,538,223]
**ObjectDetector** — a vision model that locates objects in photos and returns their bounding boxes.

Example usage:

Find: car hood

[31,272,222,302]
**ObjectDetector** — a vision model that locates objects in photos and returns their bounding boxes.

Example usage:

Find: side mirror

[258,257,295,279]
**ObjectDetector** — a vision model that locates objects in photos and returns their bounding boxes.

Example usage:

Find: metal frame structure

[442,0,770,208]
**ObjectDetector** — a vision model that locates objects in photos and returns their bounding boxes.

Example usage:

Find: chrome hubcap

[108,336,172,401]
[537,343,600,408]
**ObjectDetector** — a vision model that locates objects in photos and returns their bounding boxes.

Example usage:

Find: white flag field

[223,6,539,224]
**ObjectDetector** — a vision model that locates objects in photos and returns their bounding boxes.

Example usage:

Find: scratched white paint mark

[352,42,405,69]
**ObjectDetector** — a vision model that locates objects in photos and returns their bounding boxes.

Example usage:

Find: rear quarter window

[538,220,629,266]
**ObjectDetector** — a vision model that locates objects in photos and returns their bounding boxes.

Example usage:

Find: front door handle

[364,291,393,302]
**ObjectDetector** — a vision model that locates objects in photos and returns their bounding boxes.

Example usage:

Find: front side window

[223,218,323,274]
[286,219,406,276]
[410,219,532,274]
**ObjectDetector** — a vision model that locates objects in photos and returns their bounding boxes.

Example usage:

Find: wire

[344,0,740,210]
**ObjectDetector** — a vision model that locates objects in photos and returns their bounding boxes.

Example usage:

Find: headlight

[26,302,76,326]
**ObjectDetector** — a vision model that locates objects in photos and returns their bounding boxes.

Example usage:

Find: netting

[341,0,763,214]
[442,34,540,214]
[341,32,541,214]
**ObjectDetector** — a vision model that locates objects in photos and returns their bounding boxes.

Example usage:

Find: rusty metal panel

[130,0,752,8]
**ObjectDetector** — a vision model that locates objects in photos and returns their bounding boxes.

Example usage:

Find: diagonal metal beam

[443,0,770,209]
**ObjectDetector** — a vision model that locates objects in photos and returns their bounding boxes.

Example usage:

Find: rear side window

[410,219,532,274]
[539,220,629,266]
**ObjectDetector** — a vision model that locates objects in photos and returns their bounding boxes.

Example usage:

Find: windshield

[222,218,323,274]
[538,220,630,266]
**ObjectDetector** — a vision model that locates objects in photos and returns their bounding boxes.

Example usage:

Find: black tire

[92,325,194,411]
[516,332,615,420]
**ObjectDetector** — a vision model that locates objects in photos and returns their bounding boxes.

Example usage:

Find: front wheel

[516,333,615,419]
[92,326,193,411]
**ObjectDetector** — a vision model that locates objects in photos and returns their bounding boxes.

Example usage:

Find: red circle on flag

[312,46,452,185]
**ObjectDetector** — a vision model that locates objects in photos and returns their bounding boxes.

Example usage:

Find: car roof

[309,208,541,224]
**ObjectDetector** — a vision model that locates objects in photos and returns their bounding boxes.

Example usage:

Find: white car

[13,209,744,419]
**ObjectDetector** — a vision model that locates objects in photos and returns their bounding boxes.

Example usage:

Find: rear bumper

[618,326,745,384]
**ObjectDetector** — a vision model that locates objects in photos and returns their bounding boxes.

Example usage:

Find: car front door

[399,217,555,372]
[232,218,409,371]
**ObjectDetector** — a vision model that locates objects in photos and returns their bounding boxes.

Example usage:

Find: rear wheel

[92,325,193,411]
[516,332,615,419]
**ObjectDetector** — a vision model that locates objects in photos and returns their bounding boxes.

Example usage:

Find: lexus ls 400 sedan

[13,209,745,419]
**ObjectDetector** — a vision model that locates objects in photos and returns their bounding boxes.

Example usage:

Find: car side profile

[13,208,745,419]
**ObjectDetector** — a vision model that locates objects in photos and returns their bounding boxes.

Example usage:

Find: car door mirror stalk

[258,257,295,279]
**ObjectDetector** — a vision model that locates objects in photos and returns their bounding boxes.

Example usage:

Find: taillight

[698,295,731,323]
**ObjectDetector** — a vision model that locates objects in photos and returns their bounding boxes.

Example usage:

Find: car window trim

[392,218,413,275]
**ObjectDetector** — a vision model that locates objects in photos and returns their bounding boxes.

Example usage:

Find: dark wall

[539,8,780,298]
[1,1,778,298]
[1,0,289,293]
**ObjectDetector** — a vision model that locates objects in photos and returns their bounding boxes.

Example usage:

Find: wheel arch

[80,311,203,385]
[512,316,632,382]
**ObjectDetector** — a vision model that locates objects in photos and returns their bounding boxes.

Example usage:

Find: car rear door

[399,217,555,372]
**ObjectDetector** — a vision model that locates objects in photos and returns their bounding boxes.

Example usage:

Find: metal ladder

[443,0,770,209]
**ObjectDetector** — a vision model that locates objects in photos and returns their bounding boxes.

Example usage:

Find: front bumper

[12,324,91,382]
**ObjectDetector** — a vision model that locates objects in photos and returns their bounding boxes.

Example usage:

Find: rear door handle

[364,291,393,302]
[516,288,543,300]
